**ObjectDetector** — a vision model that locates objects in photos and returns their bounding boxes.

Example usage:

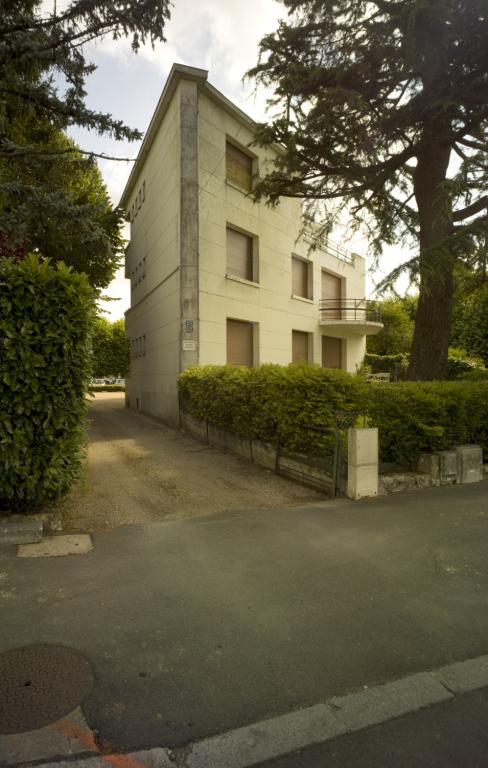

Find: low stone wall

[180,411,335,495]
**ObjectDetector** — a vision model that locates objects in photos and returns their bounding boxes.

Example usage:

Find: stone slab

[181,411,208,442]
[0,516,43,546]
[0,707,97,765]
[251,440,277,471]
[186,703,345,768]
[379,472,433,495]
[18,535,93,558]
[438,450,457,485]
[329,672,452,732]
[417,454,440,485]
[455,444,483,484]
[436,655,488,694]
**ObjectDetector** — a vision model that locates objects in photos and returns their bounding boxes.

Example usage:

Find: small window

[292,256,312,299]
[227,227,255,282]
[226,142,253,192]
[227,319,254,367]
[322,336,343,369]
[142,181,146,202]
[292,331,310,364]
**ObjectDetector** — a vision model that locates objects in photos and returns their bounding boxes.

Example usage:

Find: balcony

[319,299,383,336]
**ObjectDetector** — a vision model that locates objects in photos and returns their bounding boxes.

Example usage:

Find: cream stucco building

[121,64,382,424]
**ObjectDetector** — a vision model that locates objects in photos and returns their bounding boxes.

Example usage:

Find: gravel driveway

[60,393,324,531]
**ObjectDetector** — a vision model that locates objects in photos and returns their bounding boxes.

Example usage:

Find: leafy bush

[178,364,366,455]
[179,364,488,469]
[364,353,409,379]
[0,256,96,511]
[366,381,488,466]
[365,351,484,380]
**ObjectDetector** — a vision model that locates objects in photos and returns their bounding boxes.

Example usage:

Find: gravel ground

[60,393,324,531]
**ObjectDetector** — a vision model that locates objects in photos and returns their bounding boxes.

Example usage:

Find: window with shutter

[292,257,311,299]
[292,331,310,363]
[322,336,343,369]
[226,142,253,192]
[321,271,342,318]
[227,319,254,367]
[227,227,254,281]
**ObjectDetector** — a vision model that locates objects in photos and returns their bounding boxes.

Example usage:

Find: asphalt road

[2,481,488,756]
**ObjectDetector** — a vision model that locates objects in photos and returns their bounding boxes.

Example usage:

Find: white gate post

[347,428,379,500]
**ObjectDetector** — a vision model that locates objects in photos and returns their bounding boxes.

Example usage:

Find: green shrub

[0,255,96,511]
[364,353,409,379]
[366,381,488,466]
[364,351,484,380]
[178,364,366,455]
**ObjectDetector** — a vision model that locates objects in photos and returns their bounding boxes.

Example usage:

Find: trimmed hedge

[178,364,488,469]
[366,381,488,466]
[178,364,365,455]
[89,385,125,392]
[0,256,96,511]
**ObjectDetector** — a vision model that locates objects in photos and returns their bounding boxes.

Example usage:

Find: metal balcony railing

[319,299,382,323]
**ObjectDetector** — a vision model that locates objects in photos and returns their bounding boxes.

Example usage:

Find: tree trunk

[408,135,453,380]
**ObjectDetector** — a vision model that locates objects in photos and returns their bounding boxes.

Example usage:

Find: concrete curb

[16,654,488,768]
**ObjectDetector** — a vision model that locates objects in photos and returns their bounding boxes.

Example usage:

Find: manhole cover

[0,644,94,734]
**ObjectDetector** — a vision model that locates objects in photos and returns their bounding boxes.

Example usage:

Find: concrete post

[179,79,200,373]
[347,428,379,500]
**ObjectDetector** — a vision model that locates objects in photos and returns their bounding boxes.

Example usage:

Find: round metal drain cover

[0,644,93,734]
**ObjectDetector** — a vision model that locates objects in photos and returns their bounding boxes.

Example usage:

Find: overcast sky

[68,0,403,319]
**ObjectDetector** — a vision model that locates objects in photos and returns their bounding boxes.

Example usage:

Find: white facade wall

[123,66,373,424]
[125,86,181,422]
[198,91,367,372]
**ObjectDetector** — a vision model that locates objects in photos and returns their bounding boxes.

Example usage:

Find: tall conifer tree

[249,0,488,379]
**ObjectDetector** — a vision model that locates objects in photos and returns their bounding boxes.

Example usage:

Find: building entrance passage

[322,336,343,369]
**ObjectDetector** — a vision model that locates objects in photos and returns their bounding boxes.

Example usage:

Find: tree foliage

[91,316,130,377]
[249,0,488,380]
[367,298,414,355]
[0,0,171,287]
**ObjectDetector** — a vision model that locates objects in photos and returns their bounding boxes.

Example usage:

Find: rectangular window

[226,142,253,192]
[321,270,342,319]
[227,227,254,281]
[292,257,312,299]
[322,336,343,369]
[292,331,310,364]
[227,319,254,367]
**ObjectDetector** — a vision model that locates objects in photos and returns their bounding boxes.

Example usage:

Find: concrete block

[0,515,43,546]
[181,411,208,441]
[207,423,228,450]
[417,453,440,485]
[437,450,457,485]
[348,428,378,466]
[225,431,253,461]
[251,440,277,471]
[347,464,378,500]
[347,429,378,499]
[278,455,331,493]
[455,444,483,484]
